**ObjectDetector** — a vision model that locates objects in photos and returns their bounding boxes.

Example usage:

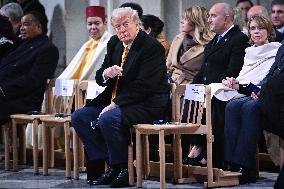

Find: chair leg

[136,131,142,188]
[4,124,10,171]
[64,123,71,179]
[42,122,48,176]
[12,119,18,172]
[50,127,55,168]
[72,128,79,180]
[206,134,214,188]
[159,130,165,189]
[78,140,85,172]
[128,142,134,186]
[33,120,39,174]
[143,135,150,179]
[19,126,26,165]
[173,134,182,182]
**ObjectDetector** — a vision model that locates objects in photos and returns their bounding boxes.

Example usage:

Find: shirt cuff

[0,86,6,97]
[102,70,109,83]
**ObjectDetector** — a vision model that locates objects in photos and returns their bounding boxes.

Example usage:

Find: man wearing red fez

[58,5,111,80]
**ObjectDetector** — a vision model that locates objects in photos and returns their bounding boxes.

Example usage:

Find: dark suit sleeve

[95,36,117,87]
[217,34,249,81]
[113,42,166,106]
[0,45,59,99]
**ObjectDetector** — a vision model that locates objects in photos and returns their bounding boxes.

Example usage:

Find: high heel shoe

[183,148,207,167]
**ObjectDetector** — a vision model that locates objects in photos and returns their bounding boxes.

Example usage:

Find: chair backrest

[51,79,78,114]
[173,84,211,127]
[40,79,56,114]
[76,80,89,109]
[76,80,104,109]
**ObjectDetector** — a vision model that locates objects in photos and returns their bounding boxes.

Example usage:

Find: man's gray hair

[111,7,140,25]
[0,3,23,22]
[221,3,234,19]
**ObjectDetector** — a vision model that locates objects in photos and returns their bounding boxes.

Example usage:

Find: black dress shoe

[110,168,130,188]
[90,167,121,185]
[237,167,257,184]
[86,158,105,185]
[225,162,241,172]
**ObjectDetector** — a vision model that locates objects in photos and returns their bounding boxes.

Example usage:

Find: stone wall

[0,0,273,76]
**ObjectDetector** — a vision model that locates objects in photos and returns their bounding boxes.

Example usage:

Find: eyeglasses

[113,21,132,31]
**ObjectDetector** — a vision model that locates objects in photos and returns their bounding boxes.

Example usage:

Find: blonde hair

[111,7,141,26]
[233,7,247,30]
[183,6,214,45]
[247,14,276,44]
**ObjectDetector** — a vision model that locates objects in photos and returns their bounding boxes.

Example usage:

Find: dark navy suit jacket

[87,30,170,128]
[260,44,284,139]
[0,34,59,123]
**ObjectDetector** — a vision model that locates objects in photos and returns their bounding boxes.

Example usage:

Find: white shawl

[58,31,112,81]
[210,42,281,101]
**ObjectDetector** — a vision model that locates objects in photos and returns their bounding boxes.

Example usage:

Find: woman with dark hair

[0,14,17,59]
[141,14,170,57]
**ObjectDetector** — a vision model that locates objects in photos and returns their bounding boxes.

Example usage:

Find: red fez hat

[86,6,105,19]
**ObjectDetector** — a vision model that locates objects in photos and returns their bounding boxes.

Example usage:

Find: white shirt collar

[277,26,284,33]
[123,42,132,49]
[220,24,234,37]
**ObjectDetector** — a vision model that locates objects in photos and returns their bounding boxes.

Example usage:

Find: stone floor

[0,164,279,189]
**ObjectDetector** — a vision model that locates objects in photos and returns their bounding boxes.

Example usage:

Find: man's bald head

[208,3,234,34]
[247,5,269,19]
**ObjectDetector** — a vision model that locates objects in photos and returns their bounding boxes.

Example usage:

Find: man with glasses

[72,7,169,188]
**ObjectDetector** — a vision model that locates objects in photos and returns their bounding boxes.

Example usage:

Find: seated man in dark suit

[0,11,59,125]
[71,7,169,188]
[183,2,249,168]
[260,43,284,189]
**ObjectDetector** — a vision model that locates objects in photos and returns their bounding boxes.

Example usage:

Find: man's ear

[37,23,43,33]
[145,27,151,35]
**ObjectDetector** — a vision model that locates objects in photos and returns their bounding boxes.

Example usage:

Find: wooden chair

[256,135,284,176]
[3,122,11,171]
[4,79,55,173]
[134,84,240,188]
[75,80,97,172]
[76,80,135,185]
[40,79,78,179]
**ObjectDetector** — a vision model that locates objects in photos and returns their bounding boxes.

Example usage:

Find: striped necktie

[111,46,129,100]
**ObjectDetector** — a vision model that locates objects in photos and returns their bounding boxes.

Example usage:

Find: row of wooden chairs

[129,84,240,188]
[2,80,283,188]
[3,79,93,179]
[129,83,284,188]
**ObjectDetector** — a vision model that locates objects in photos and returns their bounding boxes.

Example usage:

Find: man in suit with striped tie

[72,7,169,188]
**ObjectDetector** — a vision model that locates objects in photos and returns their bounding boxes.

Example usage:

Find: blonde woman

[166,6,214,84]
